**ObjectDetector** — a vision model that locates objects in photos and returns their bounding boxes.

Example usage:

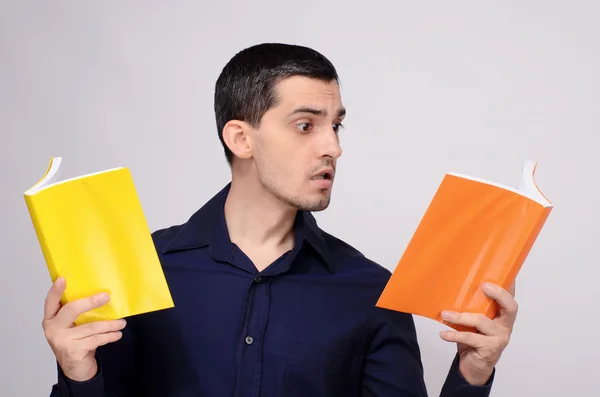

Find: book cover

[376,160,553,332]
[24,157,174,325]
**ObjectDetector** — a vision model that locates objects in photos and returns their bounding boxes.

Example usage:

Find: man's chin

[303,204,329,212]
[296,194,331,212]
[271,186,333,212]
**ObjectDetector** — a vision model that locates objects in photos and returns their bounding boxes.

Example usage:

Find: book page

[517,160,553,207]
[25,157,62,195]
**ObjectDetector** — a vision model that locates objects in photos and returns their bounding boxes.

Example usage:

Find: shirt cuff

[56,361,104,397]
[440,354,495,397]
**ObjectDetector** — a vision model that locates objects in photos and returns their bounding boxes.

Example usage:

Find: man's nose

[321,128,342,159]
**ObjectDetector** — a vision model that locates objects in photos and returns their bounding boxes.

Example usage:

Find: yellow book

[24,157,174,325]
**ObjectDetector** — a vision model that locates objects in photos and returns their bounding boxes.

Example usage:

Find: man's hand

[439,281,518,386]
[43,277,127,382]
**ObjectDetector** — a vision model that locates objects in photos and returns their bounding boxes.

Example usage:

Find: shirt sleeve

[48,317,139,397]
[439,354,495,397]
[49,362,105,397]
[361,307,494,397]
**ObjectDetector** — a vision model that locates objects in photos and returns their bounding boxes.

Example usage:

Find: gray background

[2,1,598,396]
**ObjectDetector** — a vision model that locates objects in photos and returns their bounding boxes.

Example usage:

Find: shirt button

[254,276,262,283]
[245,336,254,345]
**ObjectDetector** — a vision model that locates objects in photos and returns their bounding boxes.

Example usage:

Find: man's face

[251,76,345,212]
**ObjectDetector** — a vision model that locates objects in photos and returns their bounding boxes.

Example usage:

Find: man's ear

[222,120,253,160]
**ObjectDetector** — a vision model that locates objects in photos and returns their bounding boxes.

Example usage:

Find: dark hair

[214,43,339,165]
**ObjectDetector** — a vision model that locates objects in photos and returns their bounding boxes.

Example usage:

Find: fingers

[509,280,516,297]
[441,311,498,335]
[44,277,66,321]
[69,319,127,340]
[81,331,124,351]
[53,292,111,328]
[440,330,487,348]
[483,283,519,323]
[41,280,123,382]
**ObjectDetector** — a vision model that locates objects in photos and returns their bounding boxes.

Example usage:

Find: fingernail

[441,310,453,320]
[54,277,65,286]
[119,319,127,326]
[94,292,110,304]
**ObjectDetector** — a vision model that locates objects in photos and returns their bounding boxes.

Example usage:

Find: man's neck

[224,177,297,270]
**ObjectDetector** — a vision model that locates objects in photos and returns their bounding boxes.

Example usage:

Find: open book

[24,157,174,325]
[376,160,553,332]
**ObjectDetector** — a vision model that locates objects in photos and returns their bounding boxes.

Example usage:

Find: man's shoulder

[150,223,186,253]
[320,229,392,281]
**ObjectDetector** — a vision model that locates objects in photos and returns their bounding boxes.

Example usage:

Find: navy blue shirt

[50,183,494,397]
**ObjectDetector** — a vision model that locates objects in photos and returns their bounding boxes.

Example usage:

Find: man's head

[214,43,345,212]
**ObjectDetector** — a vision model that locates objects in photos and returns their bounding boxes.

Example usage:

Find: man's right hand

[42,277,127,382]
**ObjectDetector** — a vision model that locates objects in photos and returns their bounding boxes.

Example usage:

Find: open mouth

[311,171,333,180]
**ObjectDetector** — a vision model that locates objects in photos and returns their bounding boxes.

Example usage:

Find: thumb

[44,277,66,321]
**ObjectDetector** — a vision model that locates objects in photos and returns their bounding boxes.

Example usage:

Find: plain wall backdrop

[1,1,599,396]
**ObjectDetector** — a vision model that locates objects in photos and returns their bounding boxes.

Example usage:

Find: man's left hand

[439,282,518,386]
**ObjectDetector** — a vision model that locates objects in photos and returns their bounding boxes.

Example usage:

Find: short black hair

[214,43,339,165]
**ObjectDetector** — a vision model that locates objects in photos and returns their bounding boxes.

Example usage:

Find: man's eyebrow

[287,107,346,118]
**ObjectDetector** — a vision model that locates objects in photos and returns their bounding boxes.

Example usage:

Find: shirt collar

[161,183,334,272]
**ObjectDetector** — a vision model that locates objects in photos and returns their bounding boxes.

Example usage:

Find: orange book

[376,160,553,332]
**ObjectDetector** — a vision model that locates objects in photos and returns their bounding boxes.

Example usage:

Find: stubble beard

[258,172,332,212]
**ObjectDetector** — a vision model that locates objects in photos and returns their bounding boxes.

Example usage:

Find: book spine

[23,194,67,300]
[510,206,553,283]
[479,205,552,320]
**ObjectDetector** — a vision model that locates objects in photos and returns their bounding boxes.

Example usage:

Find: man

[44,43,517,397]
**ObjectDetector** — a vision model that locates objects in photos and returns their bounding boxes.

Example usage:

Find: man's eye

[333,123,344,133]
[296,123,312,133]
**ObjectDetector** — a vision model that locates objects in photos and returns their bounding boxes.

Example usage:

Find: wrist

[60,359,98,382]
[459,364,493,386]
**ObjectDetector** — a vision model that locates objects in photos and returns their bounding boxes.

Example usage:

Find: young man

[44,43,518,397]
